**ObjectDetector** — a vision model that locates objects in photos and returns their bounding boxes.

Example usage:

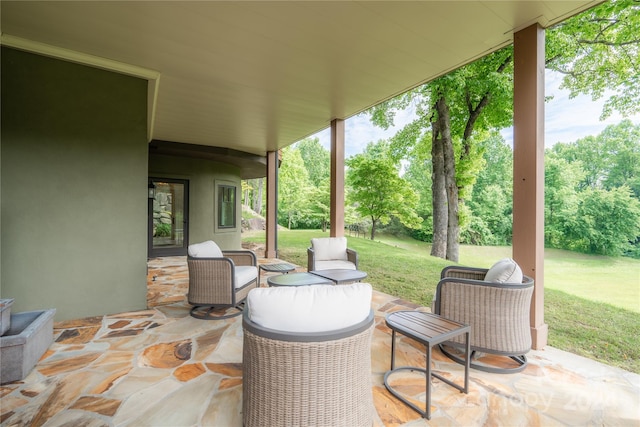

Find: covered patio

[1,255,637,426]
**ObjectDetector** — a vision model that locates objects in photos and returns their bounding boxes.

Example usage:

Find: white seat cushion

[235,266,258,288]
[484,258,523,284]
[315,260,356,270]
[188,240,223,258]
[247,283,372,333]
[311,237,348,261]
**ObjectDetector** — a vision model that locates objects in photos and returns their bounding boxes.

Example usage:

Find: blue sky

[310,70,640,158]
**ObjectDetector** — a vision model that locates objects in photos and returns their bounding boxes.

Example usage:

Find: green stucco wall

[1,47,149,321]
[149,154,242,249]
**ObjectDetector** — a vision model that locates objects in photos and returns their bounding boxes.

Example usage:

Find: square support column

[330,119,345,237]
[513,24,548,349]
[265,151,278,259]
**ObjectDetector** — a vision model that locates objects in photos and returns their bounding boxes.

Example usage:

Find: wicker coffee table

[267,272,332,287]
[308,269,367,285]
[384,310,470,420]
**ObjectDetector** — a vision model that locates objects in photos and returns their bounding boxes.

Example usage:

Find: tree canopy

[367,0,639,261]
[346,141,422,240]
[546,0,640,119]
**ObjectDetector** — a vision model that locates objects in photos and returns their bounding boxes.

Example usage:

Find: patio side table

[384,310,470,420]
[266,272,332,287]
[308,269,367,285]
[258,262,296,286]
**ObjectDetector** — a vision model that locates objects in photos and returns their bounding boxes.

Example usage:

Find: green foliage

[546,0,640,119]
[305,177,331,231]
[296,137,330,187]
[243,178,265,215]
[278,146,312,228]
[463,132,513,245]
[545,121,640,257]
[549,120,640,194]
[403,151,434,242]
[564,186,640,256]
[154,223,171,237]
[346,141,422,239]
[599,120,640,196]
[544,155,585,248]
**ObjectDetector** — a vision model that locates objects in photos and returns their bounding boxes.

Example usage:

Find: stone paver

[2,256,638,426]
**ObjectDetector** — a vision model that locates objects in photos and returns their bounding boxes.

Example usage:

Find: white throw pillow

[484,258,523,284]
[247,283,372,333]
[188,240,223,258]
[311,237,348,261]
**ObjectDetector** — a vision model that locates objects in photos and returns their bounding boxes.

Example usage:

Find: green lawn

[375,235,640,313]
[243,229,640,373]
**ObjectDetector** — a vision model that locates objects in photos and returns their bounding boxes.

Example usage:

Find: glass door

[148,178,189,257]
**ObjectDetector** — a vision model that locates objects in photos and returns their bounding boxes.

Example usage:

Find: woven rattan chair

[242,284,374,427]
[187,240,258,320]
[307,237,358,271]
[433,265,534,373]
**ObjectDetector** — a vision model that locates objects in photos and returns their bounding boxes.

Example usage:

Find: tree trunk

[252,178,263,215]
[436,98,459,262]
[430,105,447,259]
[370,218,377,240]
[243,187,250,207]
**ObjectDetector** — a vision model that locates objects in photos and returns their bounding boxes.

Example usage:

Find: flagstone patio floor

[1,255,638,426]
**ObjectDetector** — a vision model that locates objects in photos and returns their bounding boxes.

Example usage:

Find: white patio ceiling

[1,1,600,157]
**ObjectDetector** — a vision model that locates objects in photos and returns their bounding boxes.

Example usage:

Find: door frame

[148,177,189,258]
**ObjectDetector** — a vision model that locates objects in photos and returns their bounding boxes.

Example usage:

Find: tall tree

[308,177,331,232]
[296,137,330,187]
[252,178,263,215]
[465,132,513,245]
[241,178,264,215]
[278,147,311,229]
[371,48,513,261]
[369,0,639,261]
[346,141,422,240]
[597,120,640,197]
[544,155,585,248]
[295,137,332,229]
[403,139,434,242]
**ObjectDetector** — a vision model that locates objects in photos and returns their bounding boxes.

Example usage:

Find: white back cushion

[315,260,356,271]
[311,237,348,261]
[188,240,223,258]
[247,283,372,333]
[485,258,523,284]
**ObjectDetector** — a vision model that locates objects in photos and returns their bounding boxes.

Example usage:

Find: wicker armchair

[187,240,258,320]
[307,237,358,271]
[433,265,534,373]
[242,284,374,427]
